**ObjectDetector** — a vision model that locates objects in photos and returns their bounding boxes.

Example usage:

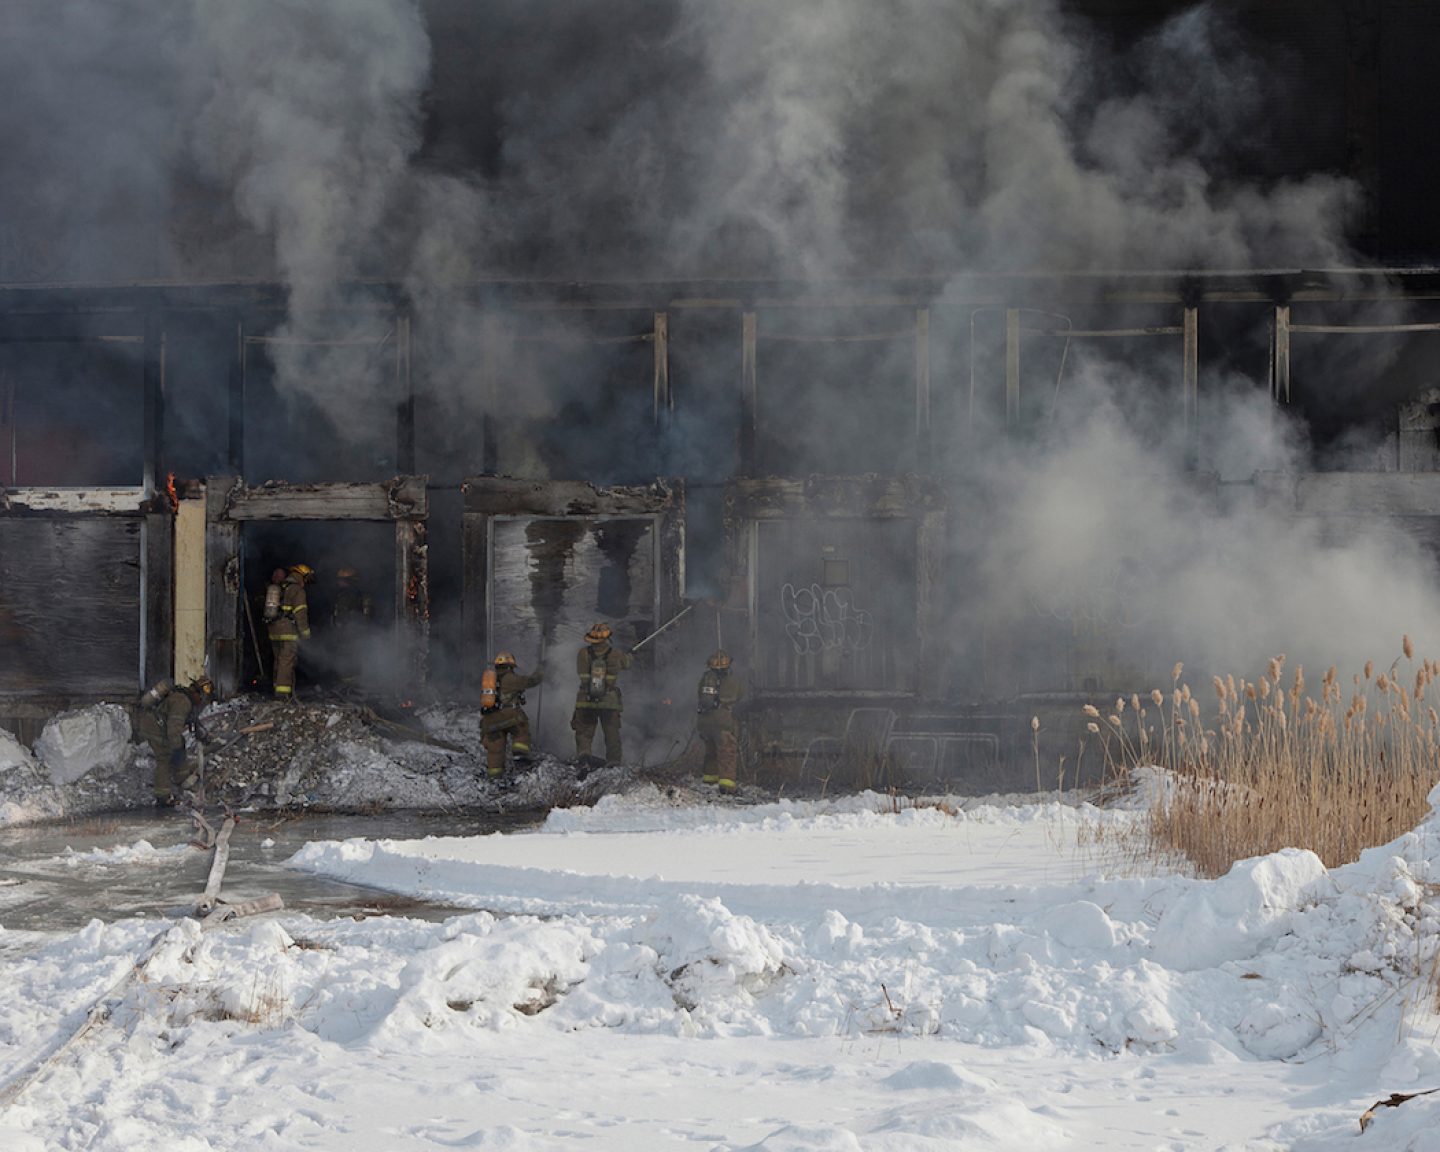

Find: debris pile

[0,694,711,827]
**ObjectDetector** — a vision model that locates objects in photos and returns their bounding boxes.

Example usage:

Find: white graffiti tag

[780,583,874,655]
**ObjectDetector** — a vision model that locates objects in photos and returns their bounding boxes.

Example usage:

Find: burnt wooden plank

[0,519,142,694]
[0,487,149,516]
[222,477,428,522]
[461,476,677,518]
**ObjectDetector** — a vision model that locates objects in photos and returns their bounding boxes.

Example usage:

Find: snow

[33,703,132,786]
[1,787,1438,1149]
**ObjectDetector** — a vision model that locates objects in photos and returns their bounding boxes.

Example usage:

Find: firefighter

[266,563,313,699]
[331,566,373,629]
[481,652,544,779]
[571,622,632,764]
[330,566,373,688]
[697,650,745,794]
[133,676,213,806]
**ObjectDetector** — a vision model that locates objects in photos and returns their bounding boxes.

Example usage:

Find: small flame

[164,472,179,513]
[400,699,414,710]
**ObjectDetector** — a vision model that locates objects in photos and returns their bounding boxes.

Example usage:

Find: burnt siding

[756,519,918,693]
[0,519,141,694]
[487,516,658,659]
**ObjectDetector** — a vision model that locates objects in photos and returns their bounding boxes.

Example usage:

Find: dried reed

[1084,640,1439,878]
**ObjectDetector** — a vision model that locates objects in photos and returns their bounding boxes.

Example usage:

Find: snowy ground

[1,786,1439,1150]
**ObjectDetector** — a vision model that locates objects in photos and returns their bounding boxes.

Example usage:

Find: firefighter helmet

[707,649,732,671]
[290,563,315,581]
[494,652,517,669]
[337,566,357,580]
[584,623,612,644]
[192,676,215,698]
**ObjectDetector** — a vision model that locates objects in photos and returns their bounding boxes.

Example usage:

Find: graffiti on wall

[780,582,874,655]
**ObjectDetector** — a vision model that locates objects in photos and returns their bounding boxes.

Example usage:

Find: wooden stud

[1272,305,1291,404]
[461,505,490,693]
[395,313,415,474]
[915,308,931,466]
[228,317,245,473]
[481,312,502,474]
[1182,306,1199,449]
[741,311,758,472]
[653,311,670,425]
[1005,308,1020,427]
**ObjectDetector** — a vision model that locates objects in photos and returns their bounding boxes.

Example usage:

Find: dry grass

[1086,643,1440,1015]
[1085,644,1439,877]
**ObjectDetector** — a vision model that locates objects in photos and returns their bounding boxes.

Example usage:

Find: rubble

[0,693,720,828]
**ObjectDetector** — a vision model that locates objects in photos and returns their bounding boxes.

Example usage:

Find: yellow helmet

[191,676,215,697]
[494,652,517,669]
[584,623,612,644]
[290,563,315,581]
[708,649,732,670]
[336,566,357,580]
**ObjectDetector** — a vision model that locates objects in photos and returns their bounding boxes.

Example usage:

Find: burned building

[6,1,1440,792]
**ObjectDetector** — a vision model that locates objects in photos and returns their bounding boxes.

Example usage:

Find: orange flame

[165,472,179,513]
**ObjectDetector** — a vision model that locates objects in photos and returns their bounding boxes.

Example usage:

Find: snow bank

[1149,847,1327,970]
[4,793,1440,1148]
[288,793,1440,1071]
[33,704,131,786]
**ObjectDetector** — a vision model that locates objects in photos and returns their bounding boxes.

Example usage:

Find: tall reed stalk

[1085,641,1440,877]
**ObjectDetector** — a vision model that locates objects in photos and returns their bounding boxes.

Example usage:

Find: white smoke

[6,0,1433,696]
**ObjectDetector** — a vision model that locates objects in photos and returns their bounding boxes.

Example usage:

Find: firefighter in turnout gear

[697,650,745,794]
[481,652,543,779]
[330,566,374,688]
[266,564,313,699]
[571,622,633,763]
[133,676,214,806]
